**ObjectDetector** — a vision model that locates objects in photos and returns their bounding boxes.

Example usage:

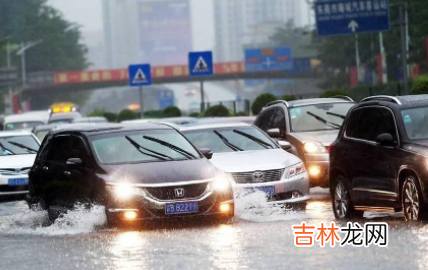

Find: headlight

[107,183,145,200]
[286,162,306,178]
[303,141,327,154]
[209,172,232,192]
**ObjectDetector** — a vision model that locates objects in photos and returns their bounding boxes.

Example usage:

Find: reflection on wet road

[1,188,428,270]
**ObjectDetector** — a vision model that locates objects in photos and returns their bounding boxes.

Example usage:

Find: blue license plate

[244,186,276,196]
[165,202,199,215]
[8,178,29,186]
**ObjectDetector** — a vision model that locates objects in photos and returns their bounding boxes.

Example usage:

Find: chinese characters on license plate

[8,178,29,186]
[165,201,199,215]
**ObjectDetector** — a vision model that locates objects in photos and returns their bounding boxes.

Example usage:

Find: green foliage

[204,105,230,117]
[235,111,249,116]
[189,112,201,118]
[0,0,88,72]
[117,109,138,122]
[161,106,182,118]
[319,88,349,98]
[144,110,162,118]
[251,93,277,115]
[411,76,428,95]
[280,95,296,101]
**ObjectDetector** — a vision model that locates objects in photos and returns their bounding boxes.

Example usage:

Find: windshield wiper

[326,112,346,120]
[142,136,196,160]
[0,142,15,155]
[306,112,341,129]
[213,130,243,152]
[232,129,272,149]
[125,136,172,161]
[7,141,38,154]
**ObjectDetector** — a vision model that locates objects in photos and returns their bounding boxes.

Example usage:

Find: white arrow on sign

[348,20,359,32]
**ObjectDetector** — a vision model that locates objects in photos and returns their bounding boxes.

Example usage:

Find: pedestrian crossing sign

[189,51,213,76]
[128,64,152,86]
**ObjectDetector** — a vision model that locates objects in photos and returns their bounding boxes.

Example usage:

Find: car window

[258,108,276,132]
[0,135,40,156]
[183,126,277,154]
[70,136,91,164]
[272,109,286,135]
[289,103,353,132]
[348,107,397,143]
[5,121,44,131]
[46,135,72,163]
[91,129,200,164]
[345,109,361,138]
[38,135,53,161]
[401,107,428,140]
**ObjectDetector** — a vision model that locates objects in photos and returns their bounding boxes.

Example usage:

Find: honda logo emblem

[252,171,265,182]
[174,188,185,198]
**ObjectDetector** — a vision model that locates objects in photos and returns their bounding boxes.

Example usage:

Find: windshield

[0,136,40,156]
[5,121,44,131]
[35,130,50,142]
[289,103,354,132]
[91,129,200,164]
[183,126,277,154]
[401,107,428,140]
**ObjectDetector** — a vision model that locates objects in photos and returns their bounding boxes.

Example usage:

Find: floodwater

[1,188,427,270]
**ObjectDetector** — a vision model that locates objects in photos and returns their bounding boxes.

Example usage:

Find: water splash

[0,202,106,236]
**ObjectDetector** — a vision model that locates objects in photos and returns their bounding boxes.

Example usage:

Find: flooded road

[1,188,428,270]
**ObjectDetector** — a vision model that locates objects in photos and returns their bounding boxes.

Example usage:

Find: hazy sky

[48,0,215,50]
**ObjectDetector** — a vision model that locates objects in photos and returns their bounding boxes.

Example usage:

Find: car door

[43,134,73,208]
[67,135,98,204]
[348,106,400,207]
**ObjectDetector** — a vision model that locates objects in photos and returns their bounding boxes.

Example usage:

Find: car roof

[0,131,34,137]
[52,122,174,136]
[359,95,428,109]
[287,98,354,107]
[4,114,46,123]
[197,116,256,124]
[179,122,251,131]
[49,112,82,120]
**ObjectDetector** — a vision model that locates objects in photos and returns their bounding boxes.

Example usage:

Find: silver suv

[254,97,355,187]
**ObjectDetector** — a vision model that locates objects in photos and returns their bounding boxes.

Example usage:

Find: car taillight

[327,144,333,153]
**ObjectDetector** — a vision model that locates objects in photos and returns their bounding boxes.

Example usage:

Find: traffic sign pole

[200,79,205,113]
[139,86,144,118]
[398,3,409,95]
[355,35,361,82]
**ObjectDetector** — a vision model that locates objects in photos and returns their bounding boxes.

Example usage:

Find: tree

[161,106,182,118]
[280,95,296,101]
[252,93,277,115]
[0,0,88,72]
[89,109,118,122]
[319,88,349,98]
[117,109,138,122]
[411,75,428,95]
[204,105,230,117]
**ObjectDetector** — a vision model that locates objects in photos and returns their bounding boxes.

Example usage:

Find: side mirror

[267,128,281,138]
[277,140,292,151]
[66,158,83,168]
[376,133,395,146]
[199,148,213,160]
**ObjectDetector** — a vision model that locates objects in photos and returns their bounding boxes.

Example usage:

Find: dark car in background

[330,95,428,221]
[254,97,355,187]
[27,123,234,226]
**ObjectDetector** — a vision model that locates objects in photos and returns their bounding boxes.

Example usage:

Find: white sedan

[0,132,40,198]
[180,123,310,208]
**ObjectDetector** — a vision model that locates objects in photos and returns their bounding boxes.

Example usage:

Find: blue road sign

[128,64,152,86]
[188,51,213,76]
[315,0,390,37]
[245,47,293,72]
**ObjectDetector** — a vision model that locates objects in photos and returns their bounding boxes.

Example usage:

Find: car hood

[291,130,339,146]
[104,158,216,185]
[0,154,36,168]
[209,149,301,173]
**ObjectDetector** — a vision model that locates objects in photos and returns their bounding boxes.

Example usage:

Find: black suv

[330,95,428,221]
[255,97,355,187]
[27,123,234,226]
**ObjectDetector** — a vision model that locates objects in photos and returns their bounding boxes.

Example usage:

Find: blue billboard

[245,47,293,71]
[315,0,390,36]
[138,0,192,65]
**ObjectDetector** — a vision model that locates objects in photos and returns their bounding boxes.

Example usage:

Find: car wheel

[402,176,425,221]
[332,176,362,219]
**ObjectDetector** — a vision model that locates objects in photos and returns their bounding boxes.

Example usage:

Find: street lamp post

[16,39,43,87]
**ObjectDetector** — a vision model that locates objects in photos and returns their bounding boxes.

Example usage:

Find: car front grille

[232,168,285,184]
[144,183,209,201]
[0,167,31,176]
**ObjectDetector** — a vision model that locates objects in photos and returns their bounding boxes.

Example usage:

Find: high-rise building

[214,0,308,62]
[103,0,192,69]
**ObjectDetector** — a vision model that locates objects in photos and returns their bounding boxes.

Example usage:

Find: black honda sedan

[27,123,234,226]
[330,95,428,221]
